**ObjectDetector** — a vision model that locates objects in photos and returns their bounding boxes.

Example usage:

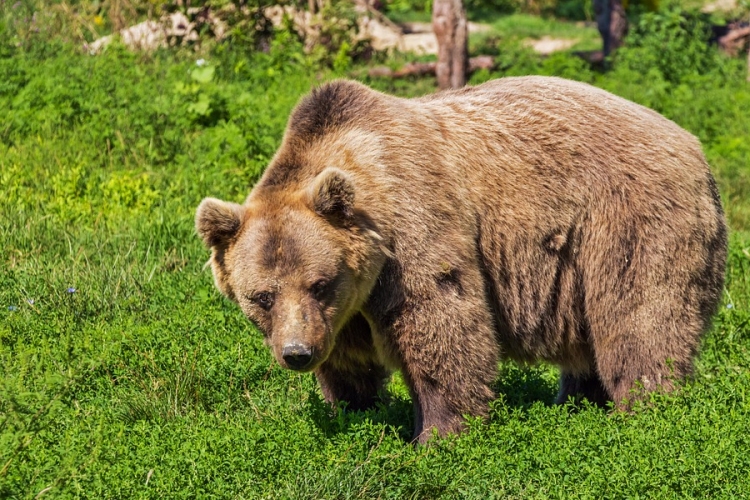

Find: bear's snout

[282,343,313,370]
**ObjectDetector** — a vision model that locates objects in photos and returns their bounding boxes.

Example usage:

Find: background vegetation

[1,0,749,497]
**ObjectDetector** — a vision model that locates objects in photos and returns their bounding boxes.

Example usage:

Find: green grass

[383,7,433,24]
[2,17,750,499]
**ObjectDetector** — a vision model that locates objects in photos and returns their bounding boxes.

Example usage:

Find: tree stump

[432,0,468,89]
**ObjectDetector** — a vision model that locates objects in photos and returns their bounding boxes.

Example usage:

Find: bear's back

[416,76,706,184]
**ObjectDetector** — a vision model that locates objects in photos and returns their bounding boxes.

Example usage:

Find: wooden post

[432,0,468,89]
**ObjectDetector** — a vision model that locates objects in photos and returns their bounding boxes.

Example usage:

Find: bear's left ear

[308,167,355,222]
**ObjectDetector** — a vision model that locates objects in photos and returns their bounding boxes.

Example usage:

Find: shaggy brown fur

[196,77,727,443]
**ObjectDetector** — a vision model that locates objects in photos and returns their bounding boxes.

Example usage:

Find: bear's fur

[196,77,727,443]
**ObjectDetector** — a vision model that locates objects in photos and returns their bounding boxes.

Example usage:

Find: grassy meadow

[2,3,750,498]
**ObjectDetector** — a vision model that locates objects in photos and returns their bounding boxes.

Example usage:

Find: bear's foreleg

[555,371,610,407]
[314,313,391,411]
[388,290,499,443]
[315,362,390,411]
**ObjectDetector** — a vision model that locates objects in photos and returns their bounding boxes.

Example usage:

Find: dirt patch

[396,22,577,56]
[523,36,579,55]
[702,0,738,12]
[399,21,493,55]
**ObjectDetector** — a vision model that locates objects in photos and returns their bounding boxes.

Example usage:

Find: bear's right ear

[195,197,245,248]
[308,167,355,222]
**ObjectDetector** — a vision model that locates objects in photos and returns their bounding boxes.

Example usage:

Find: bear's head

[196,167,389,372]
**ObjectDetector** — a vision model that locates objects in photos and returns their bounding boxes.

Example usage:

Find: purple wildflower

[67,287,77,294]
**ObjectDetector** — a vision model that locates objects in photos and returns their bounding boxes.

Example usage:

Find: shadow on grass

[306,389,415,442]
[306,363,564,442]
[493,363,560,409]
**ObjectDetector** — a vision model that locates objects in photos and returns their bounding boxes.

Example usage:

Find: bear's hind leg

[556,371,610,407]
[593,336,692,409]
[581,212,713,408]
[314,313,391,411]
[586,286,702,408]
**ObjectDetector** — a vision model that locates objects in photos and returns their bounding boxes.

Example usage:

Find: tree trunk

[610,0,628,53]
[432,0,468,89]
[308,0,325,14]
[594,0,627,57]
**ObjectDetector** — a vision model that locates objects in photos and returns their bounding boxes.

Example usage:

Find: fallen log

[368,55,494,79]
[718,25,750,56]
[714,22,750,82]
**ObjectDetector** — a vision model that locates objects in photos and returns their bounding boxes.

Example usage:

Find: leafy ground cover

[2,4,750,498]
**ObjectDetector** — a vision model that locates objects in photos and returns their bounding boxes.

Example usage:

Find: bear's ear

[308,167,355,221]
[195,197,245,248]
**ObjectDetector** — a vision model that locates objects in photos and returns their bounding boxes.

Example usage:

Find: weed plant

[2,6,750,497]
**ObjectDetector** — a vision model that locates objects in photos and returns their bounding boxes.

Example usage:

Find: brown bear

[196,76,727,443]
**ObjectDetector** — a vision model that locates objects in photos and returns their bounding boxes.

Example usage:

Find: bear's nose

[282,344,313,370]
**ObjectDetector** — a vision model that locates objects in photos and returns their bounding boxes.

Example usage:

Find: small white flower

[196,59,207,67]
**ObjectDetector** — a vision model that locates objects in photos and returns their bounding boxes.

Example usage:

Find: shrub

[614,2,724,84]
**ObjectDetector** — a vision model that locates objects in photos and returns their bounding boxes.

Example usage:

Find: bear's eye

[249,291,274,311]
[311,279,330,301]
